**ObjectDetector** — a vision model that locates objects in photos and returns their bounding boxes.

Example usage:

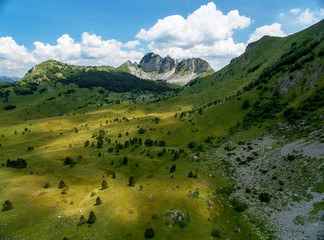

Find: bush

[242,99,250,110]
[128,176,135,186]
[4,105,16,110]
[101,180,108,189]
[138,128,146,134]
[6,158,27,168]
[144,228,155,238]
[2,200,13,211]
[58,180,67,189]
[123,156,128,165]
[78,215,86,225]
[88,211,96,224]
[64,157,73,165]
[187,141,197,149]
[259,192,271,203]
[170,164,176,173]
[95,197,102,205]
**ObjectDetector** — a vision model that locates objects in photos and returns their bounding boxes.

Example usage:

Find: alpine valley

[0,20,323,240]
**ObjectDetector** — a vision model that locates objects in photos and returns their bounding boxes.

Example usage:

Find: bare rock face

[122,52,214,84]
[138,53,163,72]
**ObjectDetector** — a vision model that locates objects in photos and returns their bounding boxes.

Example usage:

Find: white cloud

[0,36,36,77]
[136,2,250,70]
[290,8,301,15]
[278,13,285,19]
[32,34,81,61]
[248,23,286,43]
[123,40,140,49]
[298,8,318,25]
[0,33,144,77]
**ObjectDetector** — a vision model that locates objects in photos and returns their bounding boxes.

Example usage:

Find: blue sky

[0,0,323,77]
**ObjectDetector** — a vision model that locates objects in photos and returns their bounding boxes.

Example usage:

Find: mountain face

[20,60,175,93]
[118,53,214,84]
[0,76,20,82]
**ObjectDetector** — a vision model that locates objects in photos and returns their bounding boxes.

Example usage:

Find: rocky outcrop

[119,53,214,84]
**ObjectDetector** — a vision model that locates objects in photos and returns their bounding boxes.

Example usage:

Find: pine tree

[170,164,176,173]
[123,156,128,165]
[88,211,96,224]
[95,197,102,205]
[2,200,13,211]
[101,180,108,189]
[128,176,135,186]
[78,215,86,225]
[58,180,67,189]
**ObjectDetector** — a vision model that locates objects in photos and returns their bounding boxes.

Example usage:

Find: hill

[21,60,176,93]
[118,53,214,84]
[0,20,323,240]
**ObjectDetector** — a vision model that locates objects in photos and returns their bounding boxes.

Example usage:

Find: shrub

[259,192,271,203]
[6,158,27,168]
[128,176,135,186]
[144,138,153,147]
[58,180,67,189]
[88,211,96,224]
[170,164,176,173]
[242,99,250,110]
[144,228,155,238]
[4,105,16,110]
[2,200,13,211]
[84,140,90,147]
[78,215,86,225]
[231,198,248,212]
[187,141,197,149]
[95,197,102,205]
[138,128,146,134]
[123,156,128,165]
[64,157,73,165]
[101,180,108,189]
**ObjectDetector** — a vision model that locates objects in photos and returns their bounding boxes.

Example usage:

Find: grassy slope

[0,21,323,239]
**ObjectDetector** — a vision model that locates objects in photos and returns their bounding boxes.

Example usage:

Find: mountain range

[0,76,20,82]
[118,53,214,84]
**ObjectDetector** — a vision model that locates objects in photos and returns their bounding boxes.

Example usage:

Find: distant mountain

[21,60,175,93]
[0,76,20,82]
[118,53,214,84]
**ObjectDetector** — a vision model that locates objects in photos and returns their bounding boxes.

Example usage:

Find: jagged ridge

[118,53,214,84]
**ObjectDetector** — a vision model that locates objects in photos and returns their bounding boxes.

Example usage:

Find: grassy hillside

[0,20,323,240]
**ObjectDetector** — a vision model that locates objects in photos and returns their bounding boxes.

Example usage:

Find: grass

[0,20,323,240]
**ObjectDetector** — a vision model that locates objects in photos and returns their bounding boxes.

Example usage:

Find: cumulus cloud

[136,2,250,70]
[32,34,81,61]
[0,36,36,76]
[298,8,318,25]
[248,23,286,43]
[0,33,144,77]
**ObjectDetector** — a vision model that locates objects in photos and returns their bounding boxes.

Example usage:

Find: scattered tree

[101,180,108,189]
[78,215,86,225]
[128,176,135,186]
[144,228,155,238]
[2,200,13,211]
[123,156,128,165]
[242,99,250,110]
[58,180,67,189]
[88,211,96,224]
[95,197,102,205]
[259,192,271,203]
[170,164,176,173]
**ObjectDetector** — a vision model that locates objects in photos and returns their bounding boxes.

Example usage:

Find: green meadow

[0,20,323,239]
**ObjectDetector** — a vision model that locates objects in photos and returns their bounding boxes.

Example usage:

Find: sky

[0,0,323,77]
